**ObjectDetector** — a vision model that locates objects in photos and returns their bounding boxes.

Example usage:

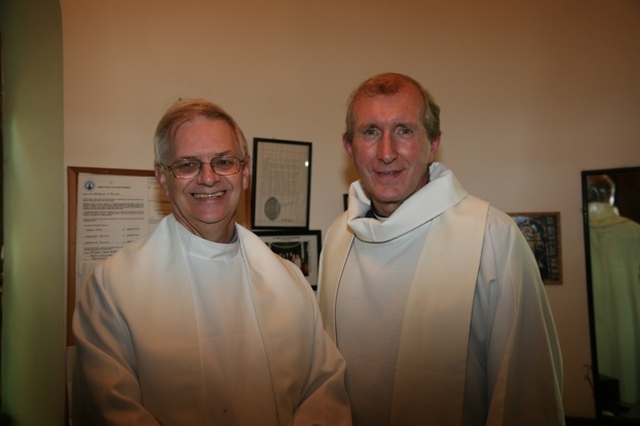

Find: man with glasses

[72,98,351,425]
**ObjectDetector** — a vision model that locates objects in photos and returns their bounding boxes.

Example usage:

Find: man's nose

[377,133,397,163]
[196,161,222,185]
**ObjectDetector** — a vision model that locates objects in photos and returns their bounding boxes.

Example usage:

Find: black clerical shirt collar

[365,205,389,220]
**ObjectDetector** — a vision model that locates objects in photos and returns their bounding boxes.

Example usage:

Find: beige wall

[3,0,640,423]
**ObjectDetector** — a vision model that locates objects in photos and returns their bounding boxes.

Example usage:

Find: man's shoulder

[452,197,523,244]
[481,205,524,240]
[324,211,352,245]
[104,216,174,270]
[327,210,350,231]
[485,204,518,226]
[237,225,315,294]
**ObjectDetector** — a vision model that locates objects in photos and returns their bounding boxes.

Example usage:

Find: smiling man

[317,73,564,425]
[72,98,351,425]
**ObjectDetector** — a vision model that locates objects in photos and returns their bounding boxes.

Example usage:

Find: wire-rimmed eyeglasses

[162,156,245,179]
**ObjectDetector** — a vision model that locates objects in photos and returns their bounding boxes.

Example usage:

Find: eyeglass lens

[169,157,242,178]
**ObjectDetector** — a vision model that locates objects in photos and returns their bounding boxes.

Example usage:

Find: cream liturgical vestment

[318,163,564,426]
[589,202,640,405]
[72,215,351,425]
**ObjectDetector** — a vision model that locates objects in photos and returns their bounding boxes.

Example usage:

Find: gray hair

[154,98,248,165]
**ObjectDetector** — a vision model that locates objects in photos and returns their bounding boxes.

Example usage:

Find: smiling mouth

[376,170,399,177]
[193,191,224,199]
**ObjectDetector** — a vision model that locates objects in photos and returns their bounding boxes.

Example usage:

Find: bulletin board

[66,166,253,345]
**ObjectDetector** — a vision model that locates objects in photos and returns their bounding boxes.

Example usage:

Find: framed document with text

[66,167,172,345]
[251,138,312,229]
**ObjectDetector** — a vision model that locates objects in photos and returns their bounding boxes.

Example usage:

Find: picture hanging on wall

[251,138,312,229]
[253,230,321,289]
[508,212,563,284]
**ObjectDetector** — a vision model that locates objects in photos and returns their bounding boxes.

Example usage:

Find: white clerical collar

[346,163,468,243]
[173,217,240,260]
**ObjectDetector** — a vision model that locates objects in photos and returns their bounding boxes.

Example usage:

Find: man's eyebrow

[175,150,235,160]
[395,121,419,129]
[356,123,380,130]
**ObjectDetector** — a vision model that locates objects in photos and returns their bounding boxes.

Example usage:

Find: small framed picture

[254,229,322,290]
[251,138,312,229]
[508,212,562,284]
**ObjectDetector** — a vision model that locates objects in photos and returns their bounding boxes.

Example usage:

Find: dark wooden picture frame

[508,211,562,284]
[253,229,321,289]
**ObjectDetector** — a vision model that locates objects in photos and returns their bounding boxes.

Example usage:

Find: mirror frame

[581,166,640,424]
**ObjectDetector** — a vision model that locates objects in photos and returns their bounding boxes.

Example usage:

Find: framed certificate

[251,138,312,229]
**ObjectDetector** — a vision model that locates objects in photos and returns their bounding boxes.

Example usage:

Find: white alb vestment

[318,163,564,426]
[73,215,351,425]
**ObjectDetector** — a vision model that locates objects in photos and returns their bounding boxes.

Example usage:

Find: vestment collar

[588,202,626,227]
[175,219,240,260]
[346,163,467,243]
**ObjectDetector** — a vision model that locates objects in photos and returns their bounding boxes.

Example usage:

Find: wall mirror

[581,166,640,424]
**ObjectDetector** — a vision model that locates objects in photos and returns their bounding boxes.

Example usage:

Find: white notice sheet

[75,173,171,297]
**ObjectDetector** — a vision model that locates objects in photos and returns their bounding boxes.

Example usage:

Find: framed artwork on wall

[508,212,562,284]
[253,229,321,289]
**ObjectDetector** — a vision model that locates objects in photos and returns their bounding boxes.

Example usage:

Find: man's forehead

[170,119,240,154]
[353,95,423,126]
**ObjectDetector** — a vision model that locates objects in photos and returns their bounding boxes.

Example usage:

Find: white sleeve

[464,209,565,425]
[72,263,160,426]
[292,274,352,426]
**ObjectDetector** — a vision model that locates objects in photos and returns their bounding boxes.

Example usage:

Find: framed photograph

[254,230,321,290]
[251,138,312,229]
[508,212,563,284]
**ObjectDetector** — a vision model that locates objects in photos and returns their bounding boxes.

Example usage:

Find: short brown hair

[343,73,441,144]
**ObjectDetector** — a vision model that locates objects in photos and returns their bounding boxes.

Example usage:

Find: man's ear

[242,156,252,191]
[428,136,441,163]
[154,165,170,197]
[343,136,354,160]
